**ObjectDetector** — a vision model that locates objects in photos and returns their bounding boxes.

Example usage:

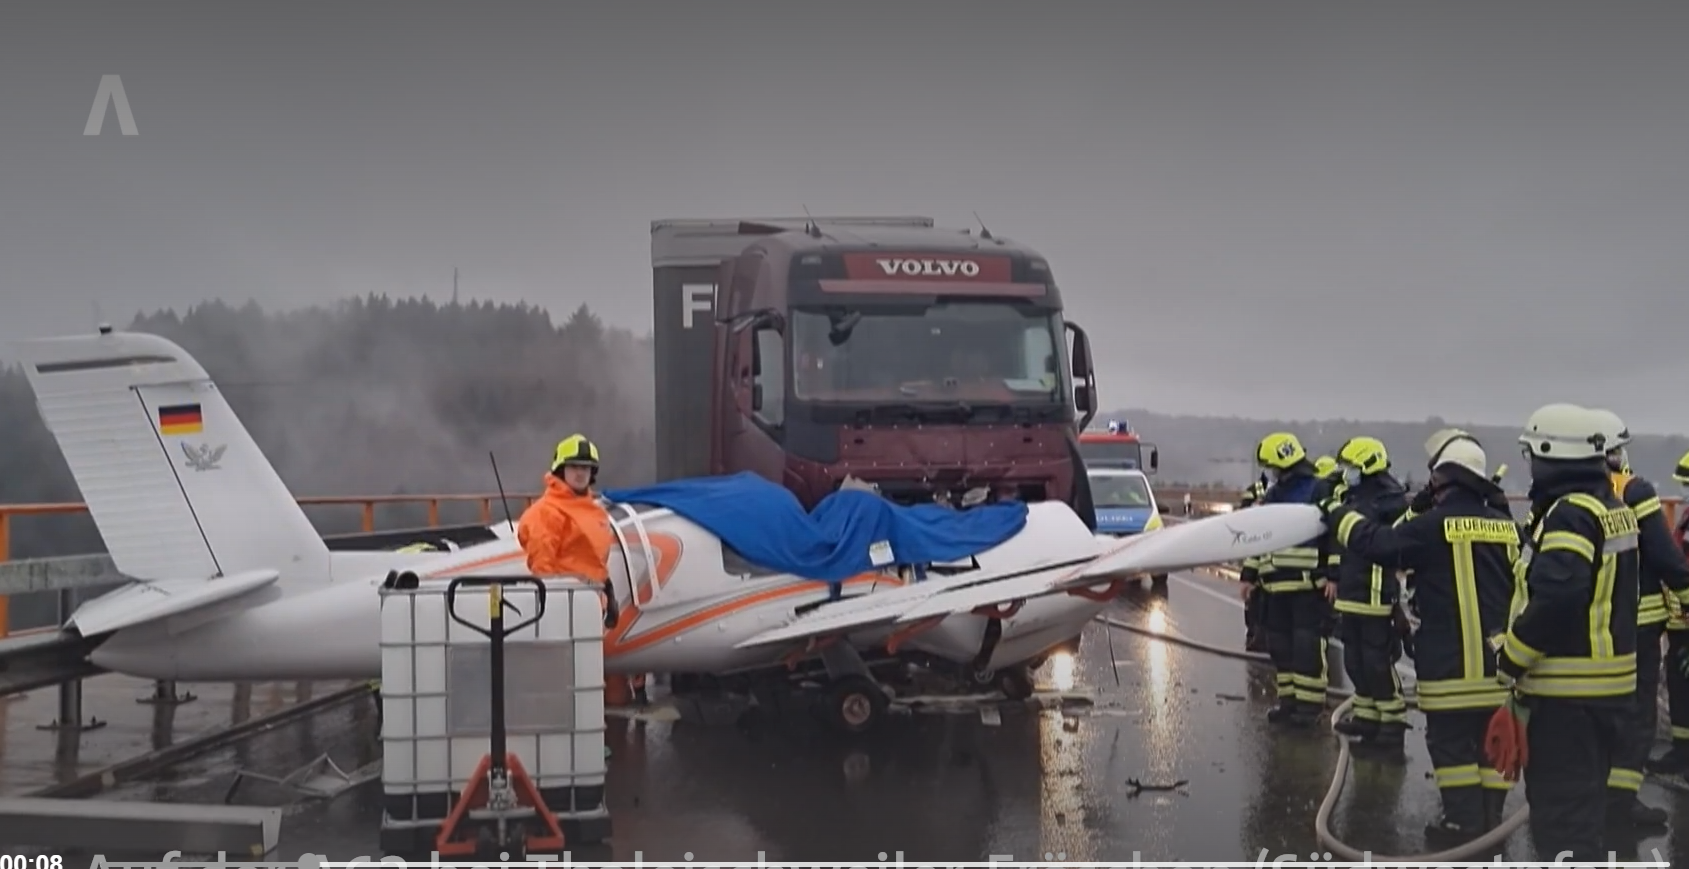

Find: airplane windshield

[790,303,1062,406]
[1090,474,1152,508]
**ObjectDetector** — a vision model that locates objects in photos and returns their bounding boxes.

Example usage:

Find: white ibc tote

[377,571,610,854]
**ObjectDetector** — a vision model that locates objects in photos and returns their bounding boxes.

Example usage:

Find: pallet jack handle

[445,576,547,768]
[436,575,566,858]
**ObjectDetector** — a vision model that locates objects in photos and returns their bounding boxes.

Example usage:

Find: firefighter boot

[1646,744,1689,776]
[1332,716,1377,740]
[1606,791,1669,832]
[1286,698,1323,728]
[1370,720,1408,752]
[1425,783,1485,845]
[1482,789,1508,832]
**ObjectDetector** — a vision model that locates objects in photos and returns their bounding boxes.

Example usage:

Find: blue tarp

[601,472,1029,583]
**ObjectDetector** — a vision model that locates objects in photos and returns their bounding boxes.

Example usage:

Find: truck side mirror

[1064,321,1098,431]
[1068,324,1092,379]
[1149,448,1159,471]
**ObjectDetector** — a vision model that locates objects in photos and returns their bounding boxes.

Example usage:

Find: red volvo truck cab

[651,217,1099,527]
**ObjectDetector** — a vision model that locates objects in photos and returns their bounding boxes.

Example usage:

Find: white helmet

[1426,429,1488,478]
[1518,403,1608,461]
[1426,428,1476,469]
[1436,440,1488,478]
[1587,408,1631,451]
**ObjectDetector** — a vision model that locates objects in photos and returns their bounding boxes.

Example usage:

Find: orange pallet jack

[435,577,565,861]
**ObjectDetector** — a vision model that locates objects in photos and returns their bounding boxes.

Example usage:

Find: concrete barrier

[0,797,282,856]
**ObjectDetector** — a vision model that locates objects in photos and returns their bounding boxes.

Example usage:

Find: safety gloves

[1409,483,1437,515]
[1484,633,1531,780]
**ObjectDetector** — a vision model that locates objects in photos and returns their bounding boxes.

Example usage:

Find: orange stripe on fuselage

[605,572,906,655]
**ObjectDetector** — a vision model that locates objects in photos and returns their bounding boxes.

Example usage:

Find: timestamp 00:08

[1,857,66,869]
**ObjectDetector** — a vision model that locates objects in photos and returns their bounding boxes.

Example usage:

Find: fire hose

[1094,613,1531,864]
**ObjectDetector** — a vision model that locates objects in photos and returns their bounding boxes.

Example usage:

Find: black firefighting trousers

[1244,586,1266,644]
[1669,628,1689,751]
[1525,698,1625,862]
[1264,589,1327,708]
[1424,708,1510,829]
[1608,623,1661,801]
[1340,614,1407,727]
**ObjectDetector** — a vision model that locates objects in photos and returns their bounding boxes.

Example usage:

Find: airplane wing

[893,504,1326,622]
[65,569,281,636]
[732,552,1105,650]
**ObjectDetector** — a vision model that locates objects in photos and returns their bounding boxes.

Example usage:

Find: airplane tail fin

[9,329,331,585]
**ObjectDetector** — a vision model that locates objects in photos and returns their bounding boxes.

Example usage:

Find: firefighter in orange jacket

[517,434,648,703]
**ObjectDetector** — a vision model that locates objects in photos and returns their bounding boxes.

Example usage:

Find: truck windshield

[1091,474,1152,508]
[1080,439,1143,469]
[790,302,1062,404]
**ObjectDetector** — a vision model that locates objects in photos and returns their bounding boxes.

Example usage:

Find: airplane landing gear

[973,665,1034,701]
[813,643,890,735]
[996,666,1035,701]
[824,675,888,735]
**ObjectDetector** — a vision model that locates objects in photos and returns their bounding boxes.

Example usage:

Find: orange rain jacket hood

[516,473,614,582]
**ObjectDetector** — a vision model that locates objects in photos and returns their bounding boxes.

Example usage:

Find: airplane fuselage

[84,506,1109,683]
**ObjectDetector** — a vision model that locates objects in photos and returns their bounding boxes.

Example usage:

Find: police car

[1087,466,1170,586]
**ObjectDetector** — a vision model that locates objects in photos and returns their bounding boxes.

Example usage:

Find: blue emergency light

[1107,419,1131,435]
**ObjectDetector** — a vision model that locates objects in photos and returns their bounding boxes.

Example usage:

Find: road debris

[1126,776,1189,797]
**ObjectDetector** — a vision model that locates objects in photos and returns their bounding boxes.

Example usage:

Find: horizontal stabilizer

[895,505,1324,622]
[67,569,280,636]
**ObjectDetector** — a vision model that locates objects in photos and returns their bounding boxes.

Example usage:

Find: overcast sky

[3,2,1688,431]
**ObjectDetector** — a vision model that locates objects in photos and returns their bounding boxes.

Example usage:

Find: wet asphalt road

[52,571,1685,863]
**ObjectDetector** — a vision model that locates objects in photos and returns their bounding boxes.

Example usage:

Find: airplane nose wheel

[971,666,1035,701]
[993,666,1035,701]
[824,676,888,735]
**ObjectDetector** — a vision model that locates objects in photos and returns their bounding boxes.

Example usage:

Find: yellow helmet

[1673,449,1689,485]
[1313,456,1339,479]
[551,434,601,472]
[1255,432,1306,471]
[1337,436,1390,476]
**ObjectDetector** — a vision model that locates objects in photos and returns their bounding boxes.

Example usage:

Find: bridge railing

[0,492,541,638]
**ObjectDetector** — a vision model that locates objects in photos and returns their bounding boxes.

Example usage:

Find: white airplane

[9,328,1322,715]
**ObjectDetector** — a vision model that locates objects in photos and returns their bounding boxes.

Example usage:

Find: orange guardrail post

[0,511,9,639]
